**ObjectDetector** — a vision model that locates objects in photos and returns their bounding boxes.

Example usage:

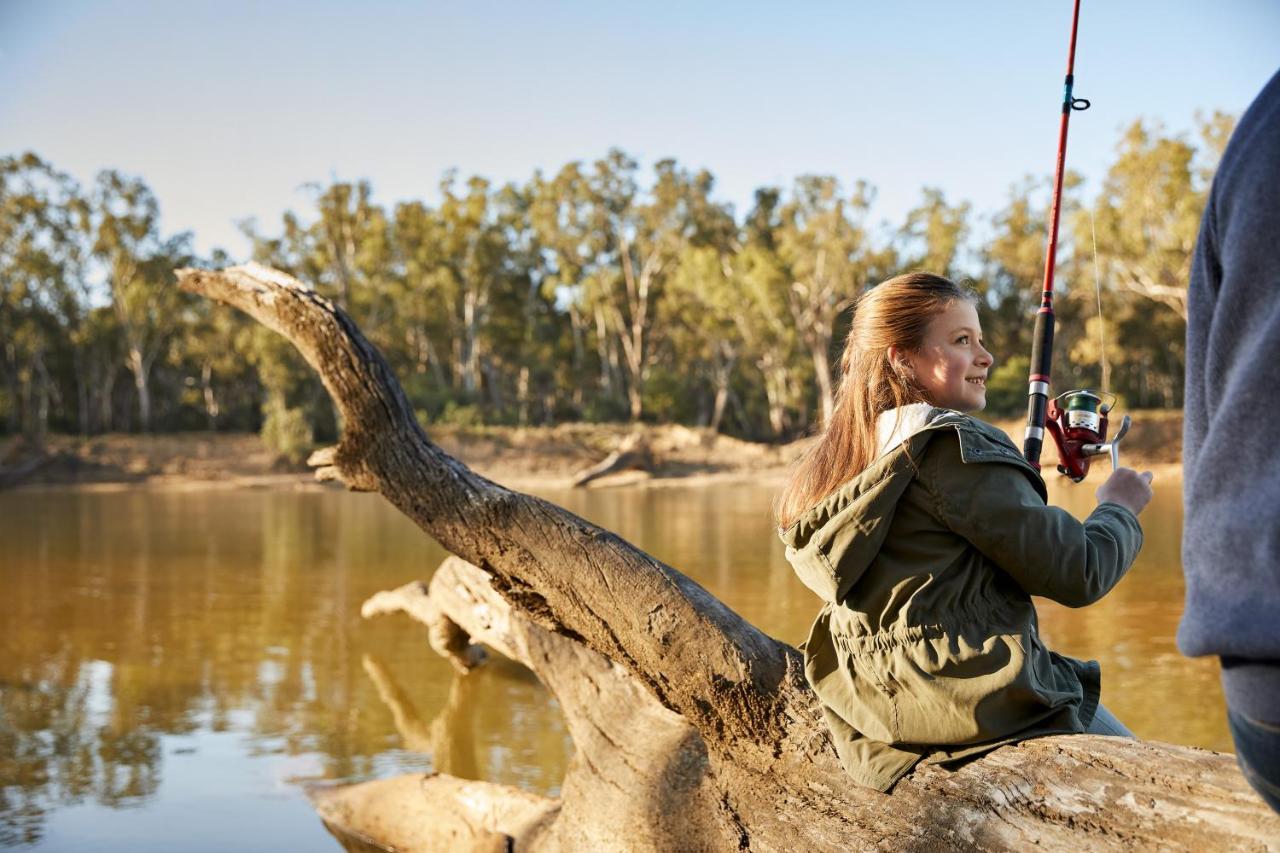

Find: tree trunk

[708,342,737,435]
[97,358,117,434]
[127,344,152,432]
[567,302,587,417]
[462,287,482,396]
[3,341,20,436]
[201,361,219,431]
[74,350,90,437]
[179,263,1280,852]
[517,365,530,427]
[33,348,50,443]
[810,337,834,427]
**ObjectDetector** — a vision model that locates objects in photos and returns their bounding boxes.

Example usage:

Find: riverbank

[0,410,1184,492]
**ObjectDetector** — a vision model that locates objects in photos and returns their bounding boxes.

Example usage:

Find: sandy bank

[0,411,1182,493]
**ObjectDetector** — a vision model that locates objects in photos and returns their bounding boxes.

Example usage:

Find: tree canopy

[0,116,1228,450]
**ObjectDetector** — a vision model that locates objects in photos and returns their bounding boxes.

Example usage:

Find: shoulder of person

[918,410,1047,500]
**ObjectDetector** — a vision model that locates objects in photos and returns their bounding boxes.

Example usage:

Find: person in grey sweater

[1181,66,1280,813]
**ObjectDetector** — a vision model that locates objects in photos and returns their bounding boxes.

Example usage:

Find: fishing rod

[1022,0,1129,483]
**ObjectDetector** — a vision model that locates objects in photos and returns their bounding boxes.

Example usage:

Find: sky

[2,1,1277,260]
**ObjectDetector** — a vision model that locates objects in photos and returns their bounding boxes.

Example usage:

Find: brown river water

[0,475,1225,850]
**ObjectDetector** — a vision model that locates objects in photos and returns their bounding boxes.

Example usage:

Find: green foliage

[438,401,484,428]
[899,187,971,278]
[2,119,1229,443]
[260,396,313,465]
[984,355,1030,418]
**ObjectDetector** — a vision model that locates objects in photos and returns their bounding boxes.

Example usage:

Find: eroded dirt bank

[0,410,1183,492]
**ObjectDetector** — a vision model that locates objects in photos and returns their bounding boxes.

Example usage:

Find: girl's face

[895,300,994,413]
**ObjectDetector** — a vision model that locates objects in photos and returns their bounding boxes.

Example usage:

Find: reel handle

[1082,414,1131,470]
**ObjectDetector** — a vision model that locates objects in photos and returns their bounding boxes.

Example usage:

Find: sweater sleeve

[922,432,1144,608]
[1179,67,1280,669]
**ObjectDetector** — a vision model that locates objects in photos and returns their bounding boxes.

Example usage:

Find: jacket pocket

[831,639,900,744]
[852,625,1046,746]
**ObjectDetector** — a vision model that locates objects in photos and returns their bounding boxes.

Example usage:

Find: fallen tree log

[179,263,1280,851]
[570,431,652,487]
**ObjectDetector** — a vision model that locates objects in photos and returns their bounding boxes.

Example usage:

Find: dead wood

[571,431,652,487]
[180,263,1280,852]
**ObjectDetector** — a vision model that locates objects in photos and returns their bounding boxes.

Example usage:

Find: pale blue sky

[2,1,1277,260]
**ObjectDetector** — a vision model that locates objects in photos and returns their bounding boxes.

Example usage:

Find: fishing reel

[1044,390,1131,483]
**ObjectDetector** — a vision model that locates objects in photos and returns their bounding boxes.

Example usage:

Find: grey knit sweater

[1180,67,1280,722]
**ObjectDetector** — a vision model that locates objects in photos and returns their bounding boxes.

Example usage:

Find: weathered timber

[333,556,722,851]
[570,431,652,487]
[179,263,1280,852]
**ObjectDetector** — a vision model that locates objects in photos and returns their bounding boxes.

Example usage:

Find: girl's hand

[1096,467,1155,517]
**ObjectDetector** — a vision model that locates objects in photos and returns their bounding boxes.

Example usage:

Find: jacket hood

[779,408,1045,604]
[780,406,950,603]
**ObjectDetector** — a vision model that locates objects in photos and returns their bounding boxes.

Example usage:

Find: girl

[777,272,1153,792]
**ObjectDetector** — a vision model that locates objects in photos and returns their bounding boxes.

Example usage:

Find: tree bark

[127,344,152,432]
[179,263,1280,852]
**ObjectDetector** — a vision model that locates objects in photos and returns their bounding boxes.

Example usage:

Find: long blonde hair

[775,272,975,530]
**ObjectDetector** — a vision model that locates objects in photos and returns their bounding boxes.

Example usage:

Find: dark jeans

[1228,708,1280,814]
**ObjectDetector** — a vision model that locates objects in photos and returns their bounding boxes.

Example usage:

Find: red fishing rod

[1022,0,1129,482]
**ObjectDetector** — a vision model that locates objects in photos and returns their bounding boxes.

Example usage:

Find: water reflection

[0,491,568,849]
[0,477,1220,850]
[1,659,161,847]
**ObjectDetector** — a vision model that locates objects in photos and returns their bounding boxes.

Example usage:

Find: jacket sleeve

[920,431,1144,608]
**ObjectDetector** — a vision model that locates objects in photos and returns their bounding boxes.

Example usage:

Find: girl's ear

[887,346,916,382]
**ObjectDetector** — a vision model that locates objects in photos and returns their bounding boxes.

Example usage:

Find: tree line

[0,114,1230,456]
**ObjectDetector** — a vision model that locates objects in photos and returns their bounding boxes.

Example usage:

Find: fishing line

[1089,208,1109,395]
[1021,0,1131,481]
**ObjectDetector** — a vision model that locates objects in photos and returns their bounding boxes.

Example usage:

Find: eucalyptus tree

[389,174,544,421]
[269,180,397,353]
[90,170,192,432]
[732,188,809,437]
[775,176,884,426]
[286,181,391,314]
[897,187,971,279]
[1064,119,1223,409]
[482,180,565,425]
[977,170,1107,415]
[240,180,394,444]
[527,162,602,417]
[1078,118,1228,406]
[1087,120,1213,323]
[180,288,259,432]
[1,155,65,436]
[665,185,810,438]
[388,199,453,404]
[0,154,107,438]
[432,173,511,401]
[974,177,1050,415]
[574,150,644,418]
[652,164,739,429]
[581,152,736,421]
[663,246,741,431]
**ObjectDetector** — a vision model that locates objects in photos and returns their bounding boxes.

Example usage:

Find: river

[0,475,1222,850]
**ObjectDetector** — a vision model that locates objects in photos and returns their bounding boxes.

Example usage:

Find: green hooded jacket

[779,407,1143,791]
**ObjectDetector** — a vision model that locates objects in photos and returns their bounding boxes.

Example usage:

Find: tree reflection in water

[1,661,160,846]
[0,479,1217,849]
[0,489,572,848]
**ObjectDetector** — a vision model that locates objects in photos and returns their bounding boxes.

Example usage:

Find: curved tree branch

[176,264,809,759]
[181,263,1280,851]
